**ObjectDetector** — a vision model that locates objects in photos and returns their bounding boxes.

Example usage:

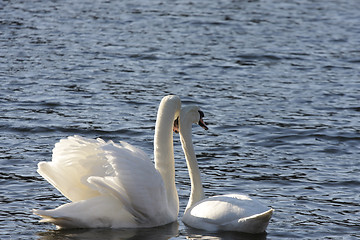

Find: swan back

[183,194,273,233]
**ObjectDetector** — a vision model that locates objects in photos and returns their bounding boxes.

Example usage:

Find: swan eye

[173,117,179,133]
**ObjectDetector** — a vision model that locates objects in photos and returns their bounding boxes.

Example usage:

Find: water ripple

[1,0,360,239]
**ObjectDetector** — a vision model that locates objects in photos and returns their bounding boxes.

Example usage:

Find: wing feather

[36,135,170,227]
[37,135,108,202]
[101,141,169,221]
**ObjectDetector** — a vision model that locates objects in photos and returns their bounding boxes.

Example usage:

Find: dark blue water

[1,0,359,239]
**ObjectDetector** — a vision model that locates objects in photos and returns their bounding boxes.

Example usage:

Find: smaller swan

[176,106,273,234]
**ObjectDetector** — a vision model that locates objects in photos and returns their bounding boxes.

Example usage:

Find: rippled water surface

[1,0,359,239]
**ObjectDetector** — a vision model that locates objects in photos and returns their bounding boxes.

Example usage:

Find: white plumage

[178,106,273,233]
[183,194,273,233]
[33,95,181,229]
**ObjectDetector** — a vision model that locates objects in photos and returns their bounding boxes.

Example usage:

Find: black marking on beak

[198,110,208,130]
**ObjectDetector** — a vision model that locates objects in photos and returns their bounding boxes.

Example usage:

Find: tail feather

[33,209,84,229]
[232,208,274,233]
[33,195,137,229]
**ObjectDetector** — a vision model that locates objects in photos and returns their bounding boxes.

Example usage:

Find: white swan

[33,95,181,229]
[176,106,274,234]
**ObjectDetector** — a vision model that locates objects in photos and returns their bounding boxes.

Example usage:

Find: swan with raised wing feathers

[33,95,181,229]
[176,106,273,233]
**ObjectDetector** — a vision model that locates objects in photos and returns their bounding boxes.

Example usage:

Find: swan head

[173,106,208,133]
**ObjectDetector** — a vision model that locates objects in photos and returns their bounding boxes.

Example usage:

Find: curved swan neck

[154,95,181,213]
[179,113,205,212]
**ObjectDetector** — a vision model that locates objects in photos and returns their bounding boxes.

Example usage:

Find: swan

[33,95,181,229]
[176,106,274,234]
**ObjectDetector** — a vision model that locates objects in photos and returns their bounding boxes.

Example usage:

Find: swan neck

[180,119,205,212]
[154,96,181,216]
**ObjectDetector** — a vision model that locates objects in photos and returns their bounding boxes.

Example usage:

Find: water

[1,0,359,239]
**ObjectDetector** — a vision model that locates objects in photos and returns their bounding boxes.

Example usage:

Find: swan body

[33,95,181,229]
[178,106,273,233]
[182,194,273,233]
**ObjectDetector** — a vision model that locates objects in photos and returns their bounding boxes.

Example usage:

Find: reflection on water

[184,227,268,240]
[37,221,179,240]
[36,222,269,240]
